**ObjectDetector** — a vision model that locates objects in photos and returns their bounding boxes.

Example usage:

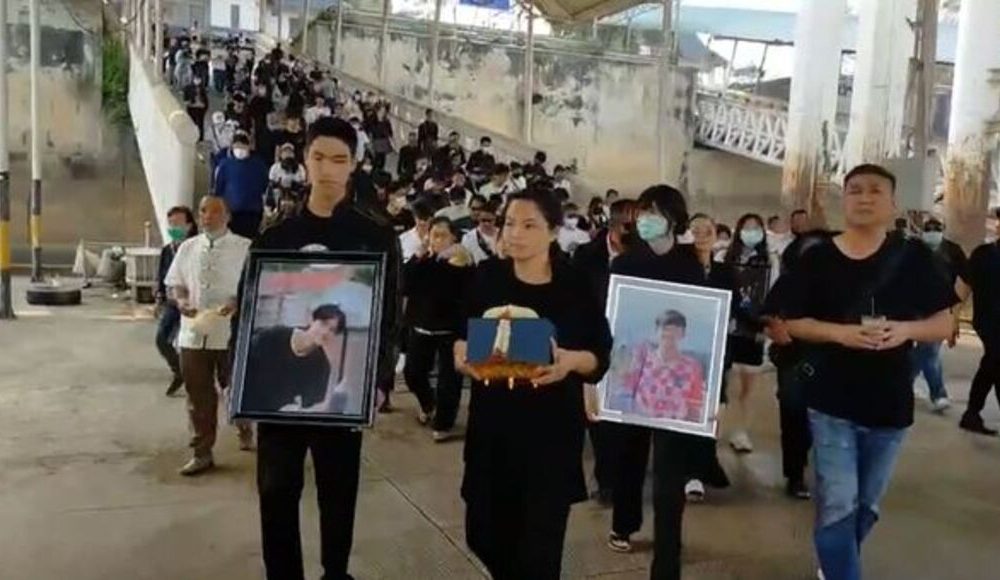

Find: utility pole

[523,1,535,143]
[0,0,13,318]
[914,0,938,159]
[29,0,42,283]
[656,0,677,182]
[428,0,443,107]
[378,0,391,86]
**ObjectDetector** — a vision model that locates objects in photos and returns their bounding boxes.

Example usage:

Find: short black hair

[767,215,781,227]
[306,117,359,160]
[311,304,346,333]
[448,187,467,203]
[638,184,689,235]
[429,216,461,240]
[480,136,492,145]
[469,194,487,207]
[232,132,251,146]
[791,209,808,219]
[553,188,570,203]
[493,163,510,176]
[534,151,547,164]
[844,163,897,192]
[606,188,620,198]
[656,309,687,329]
[924,217,944,230]
[411,199,435,221]
[502,188,563,231]
[372,170,392,190]
[609,199,638,228]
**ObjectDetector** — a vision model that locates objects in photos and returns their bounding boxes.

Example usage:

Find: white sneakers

[685,479,705,502]
[179,455,214,476]
[729,431,754,453]
[931,398,952,414]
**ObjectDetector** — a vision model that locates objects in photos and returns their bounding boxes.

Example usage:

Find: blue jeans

[809,410,907,580]
[156,304,181,376]
[909,341,947,402]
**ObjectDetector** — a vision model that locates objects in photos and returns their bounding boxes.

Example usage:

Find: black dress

[461,258,612,580]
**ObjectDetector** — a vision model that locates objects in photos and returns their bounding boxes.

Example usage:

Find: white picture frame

[598,275,731,438]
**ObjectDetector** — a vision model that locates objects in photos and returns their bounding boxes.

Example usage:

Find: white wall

[210,0,260,31]
[128,46,199,242]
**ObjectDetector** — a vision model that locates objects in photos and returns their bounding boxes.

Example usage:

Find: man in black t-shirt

[959,209,1000,435]
[243,304,346,414]
[246,117,401,580]
[779,164,955,580]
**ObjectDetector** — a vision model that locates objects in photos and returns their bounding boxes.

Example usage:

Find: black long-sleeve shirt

[969,241,1000,341]
[156,243,179,302]
[402,255,471,333]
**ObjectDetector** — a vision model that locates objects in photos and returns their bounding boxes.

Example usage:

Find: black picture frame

[229,250,387,428]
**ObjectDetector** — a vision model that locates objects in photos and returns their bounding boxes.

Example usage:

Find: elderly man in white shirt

[165,196,252,476]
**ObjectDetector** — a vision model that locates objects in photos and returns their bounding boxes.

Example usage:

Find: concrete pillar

[843,0,916,170]
[523,6,534,143]
[0,0,13,318]
[944,0,1000,252]
[781,0,847,216]
[277,0,283,42]
[378,0,391,86]
[427,0,443,107]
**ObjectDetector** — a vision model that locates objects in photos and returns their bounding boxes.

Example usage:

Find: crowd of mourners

[151,28,1000,580]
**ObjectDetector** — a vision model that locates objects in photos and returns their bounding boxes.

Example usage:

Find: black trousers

[403,331,462,431]
[465,490,571,580]
[155,303,181,376]
[967,336,1000,418]
[229,211,263,240]
[257,423,362,580]
[608,423,696,580]
[588,421,615,493]
[187,106,206,141]
[776,363,811,482]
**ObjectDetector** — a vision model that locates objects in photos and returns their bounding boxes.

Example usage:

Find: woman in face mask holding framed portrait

[606,185,718,580]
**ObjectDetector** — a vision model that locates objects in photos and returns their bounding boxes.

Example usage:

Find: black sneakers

[165,375,184,397]
[786,479,812,500]
[959,414,999,436]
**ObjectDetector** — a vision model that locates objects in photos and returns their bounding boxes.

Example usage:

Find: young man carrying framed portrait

[243,117,401,580]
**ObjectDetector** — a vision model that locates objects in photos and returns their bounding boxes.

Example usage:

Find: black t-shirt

[389,209,415,235]
[183,85,208,109]
[969,241,1000,339]
[243,326,330,412]
[928,238,969,286]
[779,237,956,428]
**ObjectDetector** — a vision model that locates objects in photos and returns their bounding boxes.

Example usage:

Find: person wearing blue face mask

[723,213,777,455]
[606,185,715,580]
[156,206,198,397]
[913,217,969,414]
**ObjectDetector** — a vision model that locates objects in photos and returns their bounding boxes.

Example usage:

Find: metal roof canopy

[532,0,651,22]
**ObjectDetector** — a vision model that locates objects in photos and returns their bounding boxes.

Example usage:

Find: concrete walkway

[1,277,998,580]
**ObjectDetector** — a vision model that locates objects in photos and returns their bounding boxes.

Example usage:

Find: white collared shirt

[165,231,251,350]
[400,227,424,262]
[557,226,590,255]
[462,228,497,264]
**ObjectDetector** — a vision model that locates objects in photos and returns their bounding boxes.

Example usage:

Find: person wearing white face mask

[557,203,591,255]
[722,213,778,454]
[911,217,968,413]
[214,133,270,239]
